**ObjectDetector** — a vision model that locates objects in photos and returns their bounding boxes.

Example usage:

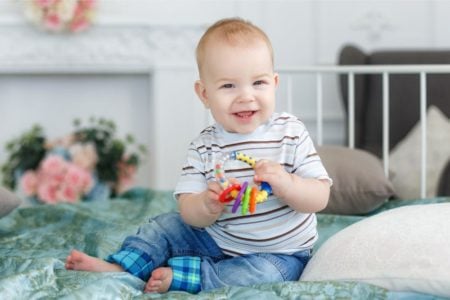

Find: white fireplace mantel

[0,24,202,71]
[0,23,208,190]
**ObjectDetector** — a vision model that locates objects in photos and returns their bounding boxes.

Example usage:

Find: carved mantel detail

[0,25,203,70]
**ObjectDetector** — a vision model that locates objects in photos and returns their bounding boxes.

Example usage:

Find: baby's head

[196,18,274,77]
[194,18,279,134]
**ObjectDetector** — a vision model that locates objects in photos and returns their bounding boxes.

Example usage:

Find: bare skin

[65,249,123,272]
[144,267,173,293]
[65,249,173,293]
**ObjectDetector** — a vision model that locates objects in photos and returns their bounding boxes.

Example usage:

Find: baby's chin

[223,123,264,135]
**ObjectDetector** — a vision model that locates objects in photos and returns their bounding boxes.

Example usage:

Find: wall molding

[0,24,202,71]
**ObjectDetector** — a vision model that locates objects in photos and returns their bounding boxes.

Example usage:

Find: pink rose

[40,155,68,176]
[58,184,79,203]
[80,0,96,9]
[64,164,91,191]
[44,13,63,31]
[37,183,58,204]
[70,17,90,33]
[34,0,58,8]
[21,171,38,196]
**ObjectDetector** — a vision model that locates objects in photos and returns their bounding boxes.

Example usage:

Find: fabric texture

[106,249,154,281]
[300,203,450,298]
[168,256,202,294]
[389,106,450,199]
[0,187,22,218]
[0,188,447,299]
[174,112,331,256]
[318,145,394,215]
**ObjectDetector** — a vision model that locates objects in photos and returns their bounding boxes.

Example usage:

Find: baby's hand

[253,160,292,199]
[205,181,226,214]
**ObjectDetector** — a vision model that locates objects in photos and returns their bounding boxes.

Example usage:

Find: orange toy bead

[249,186,257,214]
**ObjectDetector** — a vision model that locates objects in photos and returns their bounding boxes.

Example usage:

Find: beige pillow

[389,106,450,199]
[301,203,450,297]
[318,145,394,215]
[0,187,21,218]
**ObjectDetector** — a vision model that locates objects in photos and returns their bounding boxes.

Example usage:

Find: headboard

[338,44,450,196]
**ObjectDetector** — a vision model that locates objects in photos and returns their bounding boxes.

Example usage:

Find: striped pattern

[175,112,331,256]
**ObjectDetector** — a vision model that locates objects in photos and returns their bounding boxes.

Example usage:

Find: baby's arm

[178,181,225,228]
[254,160,330,213]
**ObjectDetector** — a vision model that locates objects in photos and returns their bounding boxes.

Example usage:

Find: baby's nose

[237,87,255,102]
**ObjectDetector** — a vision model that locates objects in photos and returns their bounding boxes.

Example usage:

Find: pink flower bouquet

[24,0,97,33]
[21,155,93,203]
[2,118,147,205]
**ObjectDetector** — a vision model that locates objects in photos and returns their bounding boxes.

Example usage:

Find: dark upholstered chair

[338,44,450,196]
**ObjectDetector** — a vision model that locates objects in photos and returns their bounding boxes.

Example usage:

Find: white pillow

[300,203,450,297]
[389,106,450,199]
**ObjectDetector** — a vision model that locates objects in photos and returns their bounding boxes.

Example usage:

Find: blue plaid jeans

[106,212,311,293]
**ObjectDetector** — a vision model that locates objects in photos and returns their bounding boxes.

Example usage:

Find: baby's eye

[253,80,265,86]
[221,83,235,89]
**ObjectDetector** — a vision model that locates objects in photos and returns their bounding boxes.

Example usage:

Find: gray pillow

[0,187,22,217]
[317,145,395,215]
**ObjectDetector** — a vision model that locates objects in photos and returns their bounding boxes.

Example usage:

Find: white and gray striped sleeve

[174,143,208,197]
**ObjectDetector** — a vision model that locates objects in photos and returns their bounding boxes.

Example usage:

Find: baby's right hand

[205,181,225,214]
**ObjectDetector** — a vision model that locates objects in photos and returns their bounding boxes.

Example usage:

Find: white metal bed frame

[278,65,450,198]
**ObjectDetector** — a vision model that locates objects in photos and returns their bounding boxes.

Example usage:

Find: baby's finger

[228,177,239,185]
[208,181,222,191]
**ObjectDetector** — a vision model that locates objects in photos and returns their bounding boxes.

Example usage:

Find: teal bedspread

[0,189,448,299]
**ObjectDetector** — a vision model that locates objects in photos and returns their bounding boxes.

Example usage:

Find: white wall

[0,0,449,190]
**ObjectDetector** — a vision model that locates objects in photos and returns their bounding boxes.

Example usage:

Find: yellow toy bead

[236,152,256,167]
[256,190,268,203]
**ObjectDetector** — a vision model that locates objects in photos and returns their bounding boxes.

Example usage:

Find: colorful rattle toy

[215,151,272,215]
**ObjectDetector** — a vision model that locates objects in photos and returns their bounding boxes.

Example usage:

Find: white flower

[24,1,43,24]
[56,0,78,22]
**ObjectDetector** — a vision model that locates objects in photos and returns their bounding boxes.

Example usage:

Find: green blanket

[0,189,447,299]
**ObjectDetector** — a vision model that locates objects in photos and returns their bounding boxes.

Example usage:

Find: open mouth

[233,111,256,119]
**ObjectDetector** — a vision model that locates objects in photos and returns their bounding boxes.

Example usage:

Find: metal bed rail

[277,64,450,198]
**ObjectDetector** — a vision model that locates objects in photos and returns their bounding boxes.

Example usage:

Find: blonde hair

[196,17,274,75]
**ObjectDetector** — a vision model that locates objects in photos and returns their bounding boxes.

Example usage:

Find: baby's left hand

[253,160,293,199]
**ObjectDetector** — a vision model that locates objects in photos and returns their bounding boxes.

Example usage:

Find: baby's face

[196,40,278,134]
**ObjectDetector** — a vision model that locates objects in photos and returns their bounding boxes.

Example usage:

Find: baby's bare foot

[65,249,123,272]
[144,267,173,293]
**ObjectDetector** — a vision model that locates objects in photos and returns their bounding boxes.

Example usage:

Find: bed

[1,189,448,299]
[1,49,450,299]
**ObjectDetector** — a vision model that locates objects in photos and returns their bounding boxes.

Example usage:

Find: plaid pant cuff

[168,256,202,294]
[106,249,153,281]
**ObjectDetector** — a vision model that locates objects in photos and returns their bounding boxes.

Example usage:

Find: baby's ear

[194,80,209,108]
[273,72,280,88]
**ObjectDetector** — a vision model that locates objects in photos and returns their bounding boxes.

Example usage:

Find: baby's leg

[107,212,224,283]
[65,249,124,272]
[200,250,311,291]
[144,267,173,293]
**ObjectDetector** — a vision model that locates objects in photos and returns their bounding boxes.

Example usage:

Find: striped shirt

[174,112,332,256]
